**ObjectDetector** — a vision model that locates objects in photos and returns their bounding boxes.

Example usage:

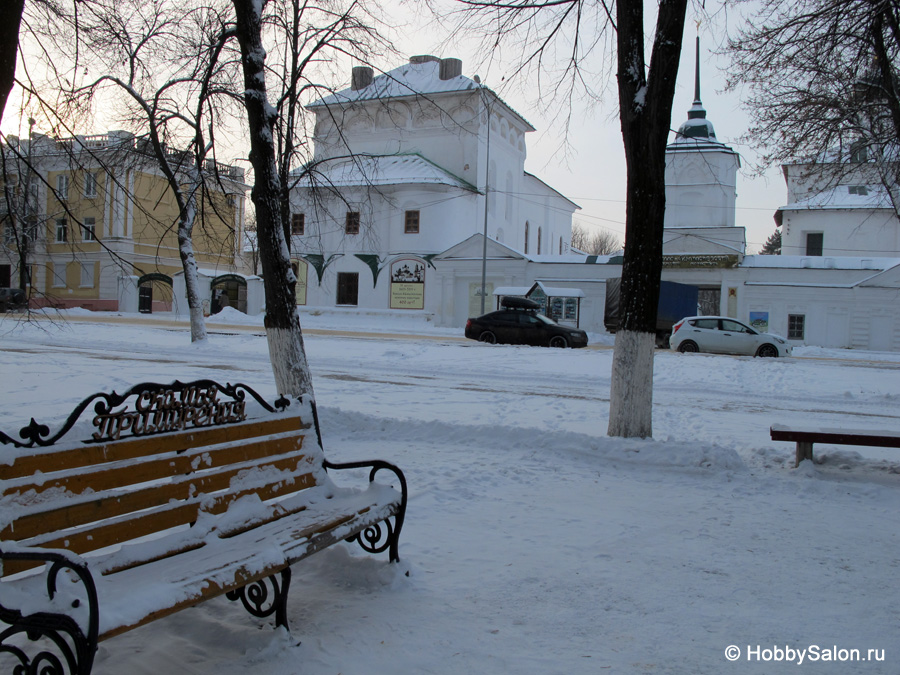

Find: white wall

[665,147,740,228]
[781,207,900,258]
[291,184,480,257]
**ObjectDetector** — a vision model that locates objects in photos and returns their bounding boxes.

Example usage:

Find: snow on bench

[0,380,407,674]
[770,423,900,467]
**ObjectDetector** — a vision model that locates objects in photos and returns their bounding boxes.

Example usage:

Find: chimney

[439,58,462,80]
[351,66,373,90]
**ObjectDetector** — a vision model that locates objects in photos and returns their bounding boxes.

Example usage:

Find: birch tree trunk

[178,180,208,343]
[607,0,687,438]
[140,129,209,344]
[232,0,315,399]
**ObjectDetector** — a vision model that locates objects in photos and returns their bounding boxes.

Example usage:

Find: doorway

[336,272,359,306]
[137,274,174,313]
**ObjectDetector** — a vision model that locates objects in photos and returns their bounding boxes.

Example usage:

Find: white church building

[281,49,900,352]
[426,41,900,352]
[287,55,578,312]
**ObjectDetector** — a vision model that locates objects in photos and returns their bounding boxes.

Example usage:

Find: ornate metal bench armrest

[322,459,408,563]
[0,543,100,674]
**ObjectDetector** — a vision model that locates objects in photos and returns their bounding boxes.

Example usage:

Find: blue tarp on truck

[603,278,699,347]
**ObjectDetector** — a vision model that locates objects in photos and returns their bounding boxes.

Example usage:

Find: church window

[291,213,305,235]
[404,210,420,233]
[345,211,360,235]
[805,232,823,256]
[788,314,805,340]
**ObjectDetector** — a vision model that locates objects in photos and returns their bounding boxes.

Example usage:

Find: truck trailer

[603,278,699,348]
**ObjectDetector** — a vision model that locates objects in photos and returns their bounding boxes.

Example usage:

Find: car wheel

[478,331,498,345]
[677,340,699,353]
[756,344,778,358]
[549,335,568,349]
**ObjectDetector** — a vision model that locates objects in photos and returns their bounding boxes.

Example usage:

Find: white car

[670,316,792,357]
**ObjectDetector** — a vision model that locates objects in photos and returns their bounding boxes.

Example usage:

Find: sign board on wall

[390,258,425,310]
[749,311,769,332]
[469,282,493,317]
[662,254,740,269]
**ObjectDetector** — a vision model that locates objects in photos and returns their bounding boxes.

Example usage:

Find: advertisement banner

[390,258,425,310]
[749,311,769,332]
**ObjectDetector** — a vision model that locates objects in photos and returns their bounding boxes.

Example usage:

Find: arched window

[537,227,542,255]
[524,221,530,254]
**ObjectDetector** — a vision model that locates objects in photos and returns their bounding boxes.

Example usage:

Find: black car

[465,297,589,348]
[0,288,26,312]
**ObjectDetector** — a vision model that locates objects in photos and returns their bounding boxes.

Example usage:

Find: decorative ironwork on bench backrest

[0,379,290,448]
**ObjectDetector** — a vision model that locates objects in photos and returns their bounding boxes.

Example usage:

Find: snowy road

[4,315,900,464]
[2,313,900,674]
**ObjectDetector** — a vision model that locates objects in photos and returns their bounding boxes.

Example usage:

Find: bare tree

[230,0,391,398]
[571,222,621,255]
[266,0,391,249]
[725,0,900,209]
[243,209,260,275]
[0,121,37,293]
[457,0,688,437]
[231,0,316,399]
[25,0,247,341]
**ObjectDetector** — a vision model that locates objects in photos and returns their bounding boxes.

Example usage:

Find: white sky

[382,0,786,253]
[1,0,785,253]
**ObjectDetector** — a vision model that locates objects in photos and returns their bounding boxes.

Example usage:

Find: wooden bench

[770,423,900,467]
[0,379,407,674]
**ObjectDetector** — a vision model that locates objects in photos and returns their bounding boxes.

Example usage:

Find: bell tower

[664,36,741,228]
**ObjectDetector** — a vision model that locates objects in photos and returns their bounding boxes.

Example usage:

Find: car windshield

[535,313,557,326]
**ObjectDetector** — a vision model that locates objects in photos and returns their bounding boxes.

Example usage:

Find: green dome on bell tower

[675,36,717,141]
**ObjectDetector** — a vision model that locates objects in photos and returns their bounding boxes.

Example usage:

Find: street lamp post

[479,84,491,315]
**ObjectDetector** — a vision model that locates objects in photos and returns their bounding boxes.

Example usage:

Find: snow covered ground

[1,309,899,674]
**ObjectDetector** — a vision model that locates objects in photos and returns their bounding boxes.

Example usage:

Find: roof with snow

[778,184,895,211]
[528,281,586,298]
[741,255,900,270]
[308,56,535,131]
[785,142,900,166]
[291,154,478,192]
[312,58,479,106]
[523,172,581,210]
[493,282,586,298]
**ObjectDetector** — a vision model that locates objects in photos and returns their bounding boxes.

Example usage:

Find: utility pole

[479,82,491,315]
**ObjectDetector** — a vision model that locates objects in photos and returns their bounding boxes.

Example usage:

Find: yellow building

[1,131,247,312]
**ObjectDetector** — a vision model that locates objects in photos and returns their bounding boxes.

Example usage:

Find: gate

[138,285,153,313]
